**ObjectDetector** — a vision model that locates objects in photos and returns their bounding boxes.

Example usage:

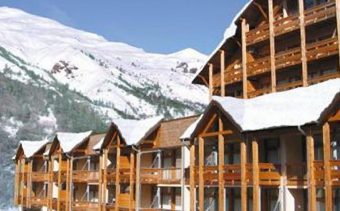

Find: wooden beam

[99,154,103,211]
[103,149,108,211]
[241,139,247,211]
[252,137,260,211]
[209,63,214,101]
[336,0,340,69]
[220,50,226,97]
[254,2,268,19]
[299,0,308,87]
[190,143,196,211]
[241,19,249,99]
[218,115,225,211]
[65,158,70,210]
[129,152,135,211]
[14,161,19,205]
[135,151,141,210]
[307,130,316,211]
[115,136,121,211]
[199,137,204,211]
[268,0,276,92]
[57,153,62,211]
[323,122,332,211]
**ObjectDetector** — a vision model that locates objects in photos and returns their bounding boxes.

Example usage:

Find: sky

[0,0,248,55]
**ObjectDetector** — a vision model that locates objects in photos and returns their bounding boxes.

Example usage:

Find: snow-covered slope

[0,7,208,119]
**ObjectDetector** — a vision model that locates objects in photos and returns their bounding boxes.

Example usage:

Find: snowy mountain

[0,7,208,120]
[0,7,208,208]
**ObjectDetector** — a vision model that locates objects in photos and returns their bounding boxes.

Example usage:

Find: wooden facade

[186,95,340,211]
[136,115,198,211]
[193,0,340,99]
[13,1,340,211]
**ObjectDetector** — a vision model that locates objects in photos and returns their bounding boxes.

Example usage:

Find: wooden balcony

[118,168,133,183]
[246,1,336,46]
[106,168,116,183]
[313,160,325,186]
[286,163,307,186]
[140,168,182,184]
[222,37,338,86]
[31,171,49,182]
[72,201,100,211]
[330,160,340,186]
[72,170,100,183]
[31,197,48,207]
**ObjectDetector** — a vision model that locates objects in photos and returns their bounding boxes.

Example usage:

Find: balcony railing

[246,1,336,45]
[286,162,307,186]
[31,171,49,182]
[140,168,182,184]
[313,160,325,186]
[258,163,281,186]
[31,196,49,207]
[219,36,338,87]
[72,201,100,210]
[72,170,100,183]
[330,160,340,186]
[106,168,116,183]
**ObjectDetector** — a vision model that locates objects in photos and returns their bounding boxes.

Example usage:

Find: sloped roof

[192,0,252,84]
[112,116,163,146]
[180,115,203,140]
[185,79,340,138]
[18,139,49,159]
[56,131,92,153]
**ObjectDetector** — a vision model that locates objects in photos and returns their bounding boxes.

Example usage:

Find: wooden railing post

[307,129,316,211]
[299,0,308,87]
[190,142,196,211]
[323,122,332,211]
[241,139,247,211]
[199,137,204,211]
[241,18,249,99]
[268,0,277,92]
[209,63,214,101]
[335,0,340,68]
[252,137,260,211]
[115,136,121,211]
[218,115,225,211]
[129,152,135,211]
[220,50,226,97]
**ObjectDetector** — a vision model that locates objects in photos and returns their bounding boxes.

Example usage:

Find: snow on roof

[184,79,340,138]
[180,115,203,140]
[19,139,49,159]
[213,79,340,132]
[93,137,104,151]
[192,1,252,83]
[112,116,163,146]
[56,131,92,153]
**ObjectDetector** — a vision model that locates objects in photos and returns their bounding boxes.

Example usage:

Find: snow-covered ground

[0,7,208,119]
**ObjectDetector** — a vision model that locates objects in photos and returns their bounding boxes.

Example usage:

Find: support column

[14,161,19,205]
[115,136,121,211]
[20,159,25,208]
[136,150,141,211]
[220,50,226,97]
[218,115,225,211]
[252,137,260,211]
[241,19,249,99]
[99,153,103,211]
[65,158,70,210]
[103,149,108,211]
[57,153,62,211]
[190,143,196,211]
[199,137,204,211]
[323,122,332,211]
[307,129,316,211]
[241,139,248,211]
[129,152,135,211]
[209,63,214,101]
[69,157,73,211]
[336,0,340,69]
[299,0,308,87]
[268,0,276,92]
